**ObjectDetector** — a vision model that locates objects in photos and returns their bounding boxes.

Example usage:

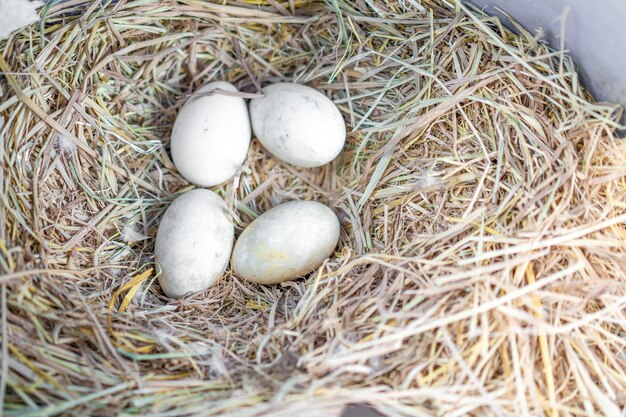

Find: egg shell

[155,189,234,298]
[232,200,340,284]
[171,81,251,187]
[249,83,346,167]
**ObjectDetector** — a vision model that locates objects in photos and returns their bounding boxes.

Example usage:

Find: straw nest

[1,1,626,416]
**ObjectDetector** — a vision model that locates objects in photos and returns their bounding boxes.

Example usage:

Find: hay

[1,0,626,416]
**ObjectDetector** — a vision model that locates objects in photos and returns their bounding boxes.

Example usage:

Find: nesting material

[1,1,626,416]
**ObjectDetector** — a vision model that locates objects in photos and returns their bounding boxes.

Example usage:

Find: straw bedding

[1,0,626,416]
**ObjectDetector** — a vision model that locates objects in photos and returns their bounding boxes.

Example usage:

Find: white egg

[171,81,251,187]
[249,83,346,167]
[232,200,340,284]
[155,189,234,298]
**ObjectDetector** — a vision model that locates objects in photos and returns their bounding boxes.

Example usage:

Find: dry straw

[1,0,626,416]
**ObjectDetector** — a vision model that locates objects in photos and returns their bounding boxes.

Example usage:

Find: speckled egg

[249,83,345,167]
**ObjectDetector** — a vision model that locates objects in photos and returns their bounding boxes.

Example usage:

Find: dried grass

[1,0,626,416]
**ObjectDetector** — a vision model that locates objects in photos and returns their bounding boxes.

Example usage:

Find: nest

[1,1,626,416]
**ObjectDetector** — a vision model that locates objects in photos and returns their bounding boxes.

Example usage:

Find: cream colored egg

[171,81,251,187]
[249,83,346,167]
[232,200,340,284]
[155,189,234,298]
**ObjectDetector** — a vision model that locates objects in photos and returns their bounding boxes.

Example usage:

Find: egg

[170,81,251,187]
[232,200,340,284]
[249,83,346,167]
[155,189,234,298]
